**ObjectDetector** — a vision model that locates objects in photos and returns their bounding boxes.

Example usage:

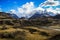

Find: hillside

[0,12,19,19]
[0,12,60,40]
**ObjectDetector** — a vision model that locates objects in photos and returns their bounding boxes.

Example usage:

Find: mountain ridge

[0,12,19,19]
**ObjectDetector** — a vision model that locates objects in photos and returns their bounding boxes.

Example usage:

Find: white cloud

[17,2,35,17]
[22,2,34,9]
[17,2,45,17]
[18,8,24,13]
[9,0,60,18]
[36,7,45,11]
[46,7,57,14]
[39,0,60,15]
[46,7,60,14]
[40,0,60,7]
[55,8,60,13]
[47,0,54,2]
[10,9,16,13]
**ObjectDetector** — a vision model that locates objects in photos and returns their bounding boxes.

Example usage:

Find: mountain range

[0,11,60,20]
[0,12,19,19]
[29,11,60,19]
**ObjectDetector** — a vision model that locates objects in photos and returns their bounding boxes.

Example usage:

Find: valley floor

[0,26,60,40]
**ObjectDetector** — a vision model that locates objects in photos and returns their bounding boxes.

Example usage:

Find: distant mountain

[53,14,60,19]
[29,12,43,19]
[0,12,19,19]
[29,11,52,19]
[8,14,19,19]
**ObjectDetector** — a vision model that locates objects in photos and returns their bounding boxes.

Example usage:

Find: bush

[0,25,7,30]
[5,21,14,25]
[48,34,60,40]
[39,31,49,36]
[0,32,15,38]
[27,28,39,34]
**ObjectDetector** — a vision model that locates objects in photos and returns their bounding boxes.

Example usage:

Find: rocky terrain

[0,12,60,40]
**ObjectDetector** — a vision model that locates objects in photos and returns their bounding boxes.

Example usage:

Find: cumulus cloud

[48,0,54,2]
[46,7,60,14]
[39,0,60,14]
[9,0,60,18]
[17,2,45,17]
[36,7,45,11]
[55,8,60,13]
[40,0,60,7]
[46,7,57,14]
[17,2,35,17]
[18,2,34,14]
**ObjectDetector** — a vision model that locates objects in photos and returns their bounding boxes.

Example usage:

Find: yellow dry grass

[0,26,60,40]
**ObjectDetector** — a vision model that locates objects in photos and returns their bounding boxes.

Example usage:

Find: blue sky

[0,0,60,17]
[0,0,46,12]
